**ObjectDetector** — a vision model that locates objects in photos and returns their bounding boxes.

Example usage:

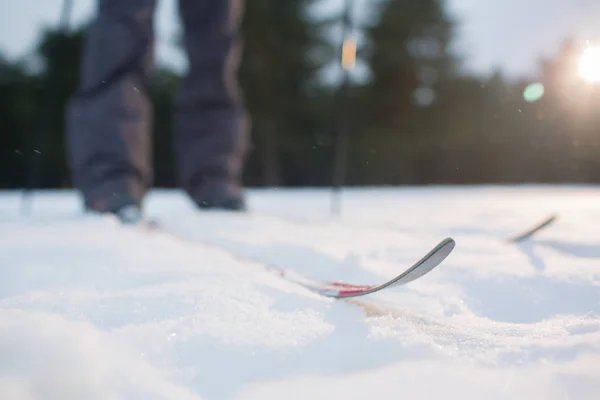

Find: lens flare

[523,82,544,102]
[578,45,600,83]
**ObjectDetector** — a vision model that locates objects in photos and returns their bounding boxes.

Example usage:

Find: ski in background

[507,214,557,243]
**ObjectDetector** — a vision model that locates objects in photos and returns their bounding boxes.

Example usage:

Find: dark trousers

[66,0,249,209]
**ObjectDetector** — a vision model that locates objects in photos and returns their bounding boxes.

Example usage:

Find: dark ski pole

[21,0,74,216]
[331,0,356,216]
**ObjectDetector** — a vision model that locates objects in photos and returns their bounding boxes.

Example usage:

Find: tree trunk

[262,121,281,186]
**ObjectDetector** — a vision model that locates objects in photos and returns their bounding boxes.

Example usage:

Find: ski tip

[442,237,456,246]
[435,237,456,260]
[437,237,456,252]
[507,214,557,243]
[321,236,457,299]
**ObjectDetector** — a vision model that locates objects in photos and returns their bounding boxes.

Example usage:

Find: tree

[33,27,85,188]
[0,54,39,188]
[238,0,335,186]
[352,0,461,184]
[535,39,600,182]
[0,27,85,190]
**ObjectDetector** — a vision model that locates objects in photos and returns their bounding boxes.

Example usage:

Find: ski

[119,215,456,299]
[507,214,557,243]
[263,237,455,298]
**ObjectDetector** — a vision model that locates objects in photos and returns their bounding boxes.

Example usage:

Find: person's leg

[175,0,250,210]
[66,0,157,214]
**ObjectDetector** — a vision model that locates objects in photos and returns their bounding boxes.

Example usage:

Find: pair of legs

[66,0,250,214]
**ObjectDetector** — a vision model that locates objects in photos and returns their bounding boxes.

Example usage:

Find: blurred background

[2,0,600,190]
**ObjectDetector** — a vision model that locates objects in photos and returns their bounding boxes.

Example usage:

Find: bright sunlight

[578,45,600,83]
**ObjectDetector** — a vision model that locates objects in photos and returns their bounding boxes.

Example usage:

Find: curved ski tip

[438,237,456,255]
[440,237,456,249]
[421,237,455,264]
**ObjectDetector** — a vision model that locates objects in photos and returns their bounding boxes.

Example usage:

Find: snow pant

[66,0,249,210]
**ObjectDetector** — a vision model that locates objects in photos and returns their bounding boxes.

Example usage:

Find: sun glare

[578,45,600,83]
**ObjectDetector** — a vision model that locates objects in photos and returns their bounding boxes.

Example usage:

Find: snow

[1,185,599,400]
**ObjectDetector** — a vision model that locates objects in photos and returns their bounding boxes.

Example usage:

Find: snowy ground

[1,185,600,400]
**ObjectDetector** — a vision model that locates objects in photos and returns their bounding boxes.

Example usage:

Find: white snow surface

[1,185,600,399]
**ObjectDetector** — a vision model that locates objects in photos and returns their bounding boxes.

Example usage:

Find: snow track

[1,185,599,399]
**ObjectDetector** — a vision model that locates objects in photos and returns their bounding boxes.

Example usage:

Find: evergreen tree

[34,27,85,188]
[0,55,39,188]
[536,39,600,182]
[354,0,461,184]
[238,0,335,186]
[0,28,85,189]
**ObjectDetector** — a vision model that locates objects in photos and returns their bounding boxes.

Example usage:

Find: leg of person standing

[174,0,250,211]
[66,0,156,221]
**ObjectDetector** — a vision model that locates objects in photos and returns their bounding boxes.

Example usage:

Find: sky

[1,0,600,81]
